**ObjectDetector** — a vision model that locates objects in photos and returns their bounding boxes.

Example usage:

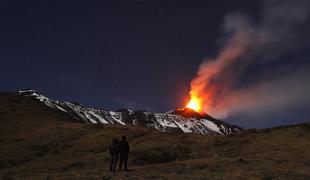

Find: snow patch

[201,119,222,134]
[109,111,125,125]
[89,111,108,124]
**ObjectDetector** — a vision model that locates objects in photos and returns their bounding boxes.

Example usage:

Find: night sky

[1,1,309,128]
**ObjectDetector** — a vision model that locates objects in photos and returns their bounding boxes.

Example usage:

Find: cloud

[189,0,310,120]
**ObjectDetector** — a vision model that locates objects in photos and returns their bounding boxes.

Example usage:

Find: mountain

[16,90,241,135]
[1,90,309,179]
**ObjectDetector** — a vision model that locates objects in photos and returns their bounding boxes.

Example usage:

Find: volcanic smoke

[187,0,310,119]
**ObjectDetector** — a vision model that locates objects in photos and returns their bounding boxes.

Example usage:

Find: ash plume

[190,0,310,119]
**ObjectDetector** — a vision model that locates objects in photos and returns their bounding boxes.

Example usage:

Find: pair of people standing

[109,135,129,172]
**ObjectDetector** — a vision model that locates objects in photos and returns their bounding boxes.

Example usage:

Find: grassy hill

[1,92,310,179]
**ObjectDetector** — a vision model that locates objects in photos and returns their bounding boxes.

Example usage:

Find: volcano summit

[13,90,242,135]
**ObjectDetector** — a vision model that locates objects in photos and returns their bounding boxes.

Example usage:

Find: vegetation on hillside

[1,92,310,179]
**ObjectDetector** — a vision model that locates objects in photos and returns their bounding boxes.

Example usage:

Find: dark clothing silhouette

[109,140,119,172]
[118,140,129,171]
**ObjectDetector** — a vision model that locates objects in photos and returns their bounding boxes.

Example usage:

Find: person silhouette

[109,139,119,172]
[118,135,129,171]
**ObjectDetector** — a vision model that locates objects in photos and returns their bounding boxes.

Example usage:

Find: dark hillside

[0,92,310,179]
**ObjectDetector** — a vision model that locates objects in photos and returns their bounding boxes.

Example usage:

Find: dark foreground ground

[1,92,310,179]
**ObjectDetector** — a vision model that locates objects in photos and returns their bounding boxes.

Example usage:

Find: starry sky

[1,1,309,128]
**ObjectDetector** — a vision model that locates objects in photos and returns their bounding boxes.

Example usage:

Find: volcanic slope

[0,92,310,179]
[15,90,242,135]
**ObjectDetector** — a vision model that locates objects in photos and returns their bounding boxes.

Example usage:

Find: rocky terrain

[0,91,310,179]
[17,90,242,135]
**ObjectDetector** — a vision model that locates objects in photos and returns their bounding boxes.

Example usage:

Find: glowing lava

[186,96,202,112]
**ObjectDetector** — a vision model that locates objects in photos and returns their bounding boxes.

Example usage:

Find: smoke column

[190,0,310,119]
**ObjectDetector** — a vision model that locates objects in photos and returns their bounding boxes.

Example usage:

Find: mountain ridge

[6,90,242,135]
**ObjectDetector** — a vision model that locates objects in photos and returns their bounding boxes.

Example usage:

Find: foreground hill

[0,91,310,179]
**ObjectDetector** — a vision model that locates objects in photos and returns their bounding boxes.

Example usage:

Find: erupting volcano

[185,96,202,113]
[6,90,242,135]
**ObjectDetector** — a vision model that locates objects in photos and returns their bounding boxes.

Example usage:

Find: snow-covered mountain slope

[18,90,242,135]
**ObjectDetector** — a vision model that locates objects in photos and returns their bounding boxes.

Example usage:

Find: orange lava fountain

[185,96,202,113]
